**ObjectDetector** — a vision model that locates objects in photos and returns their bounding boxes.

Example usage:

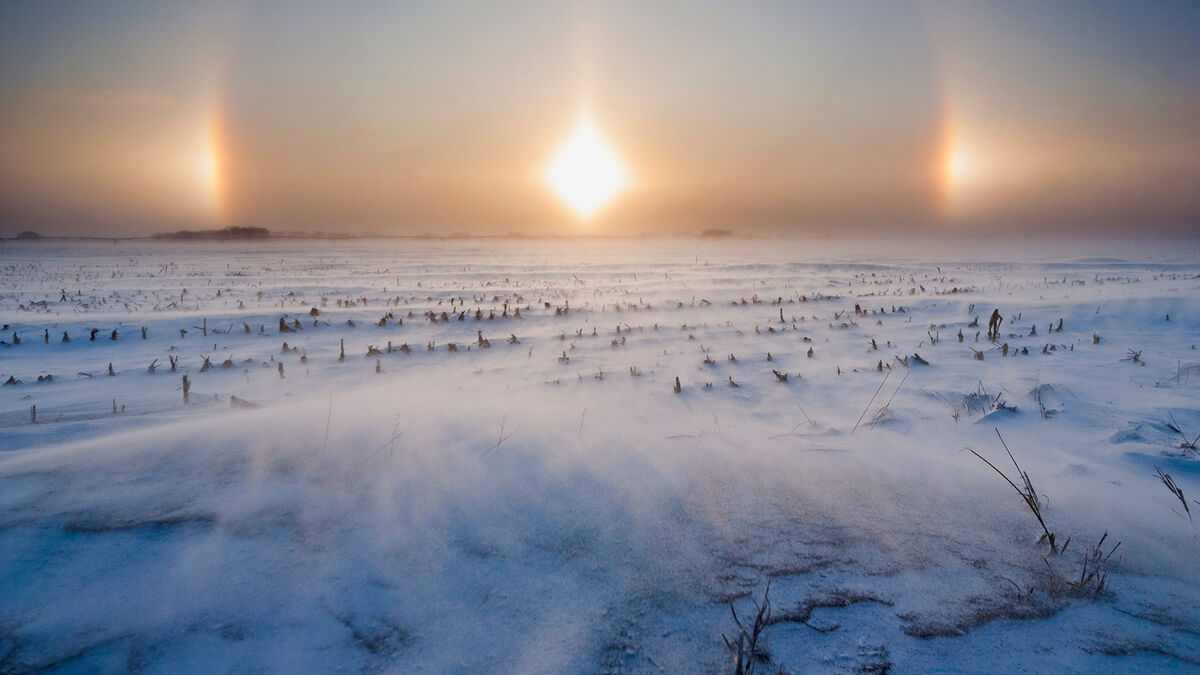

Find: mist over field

[2,236,1199,672]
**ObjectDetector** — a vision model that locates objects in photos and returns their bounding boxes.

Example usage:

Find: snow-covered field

[2,236,1199,673]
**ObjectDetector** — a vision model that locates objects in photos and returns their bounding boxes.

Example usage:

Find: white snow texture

[2,237,1199,673]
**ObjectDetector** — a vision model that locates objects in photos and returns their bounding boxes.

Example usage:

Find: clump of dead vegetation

[723,583,771,675]
[965,429,1123,609]
[901,531,1120,639]
[1029,383,1064,419]
[947,382,1014,422]
[1045,532,1120,600]
[1122,348,1144,366]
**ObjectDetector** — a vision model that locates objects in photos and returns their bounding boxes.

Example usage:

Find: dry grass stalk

[1155,466,1192,521]
[968,428,1059,554]
[852,368,892,434]
[723,583,771,675]
[1164,412,1200,455]
[1032,385,1053,419]
[482,416,515,454]
[866,370,910,430]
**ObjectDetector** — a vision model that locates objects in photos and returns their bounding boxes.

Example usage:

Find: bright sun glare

[945,148,970,187]
[546,116,626,219]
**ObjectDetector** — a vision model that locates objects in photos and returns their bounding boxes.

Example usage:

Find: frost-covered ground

[2,236,1199,673]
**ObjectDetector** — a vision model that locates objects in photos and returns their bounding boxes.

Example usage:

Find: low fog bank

[4,229,1199,267]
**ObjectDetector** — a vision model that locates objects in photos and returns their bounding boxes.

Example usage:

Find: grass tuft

[968,428,1059,554]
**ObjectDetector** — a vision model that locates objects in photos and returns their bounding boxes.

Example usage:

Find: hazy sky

[1,0,1197,236]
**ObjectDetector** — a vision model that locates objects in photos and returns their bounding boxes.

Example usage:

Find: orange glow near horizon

[546,114,627,220]
[198,99,227,223]
[938,111,975,220]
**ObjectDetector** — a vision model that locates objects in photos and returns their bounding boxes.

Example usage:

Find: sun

[546,115,626,219]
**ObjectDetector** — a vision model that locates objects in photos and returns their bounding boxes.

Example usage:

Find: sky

[1,0,1197,237]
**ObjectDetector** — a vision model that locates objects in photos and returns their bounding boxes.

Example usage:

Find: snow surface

[1,236,1199,673]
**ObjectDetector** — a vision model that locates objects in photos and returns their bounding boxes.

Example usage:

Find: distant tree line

[153,227,270,240]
